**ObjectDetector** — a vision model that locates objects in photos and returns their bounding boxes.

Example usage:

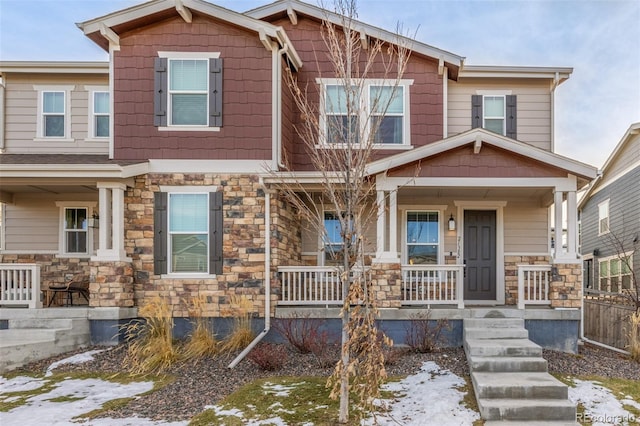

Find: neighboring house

[579,123,639,298]
[0,0,597,352]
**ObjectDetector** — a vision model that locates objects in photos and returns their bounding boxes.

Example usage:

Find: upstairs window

[154,53,222,129]
[34,85,74,140]
[86,87,110,139]
[319,79,412,147]
[598,199,610,235]
[472,94,517,139]
[406,211,439,264]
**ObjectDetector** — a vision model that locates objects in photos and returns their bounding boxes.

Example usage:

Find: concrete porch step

[464,318,524,329]
[465,327,529,340]
[467,355,548,373]
[465,338,542,357]
[473,372,568,399]
[478,398,576,421]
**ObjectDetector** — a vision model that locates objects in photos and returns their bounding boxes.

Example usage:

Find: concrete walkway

[464,316,579,425]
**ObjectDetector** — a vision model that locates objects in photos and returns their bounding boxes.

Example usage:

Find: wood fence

[583,295,636,350]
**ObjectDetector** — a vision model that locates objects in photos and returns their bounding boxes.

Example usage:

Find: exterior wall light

[448,214,456,231]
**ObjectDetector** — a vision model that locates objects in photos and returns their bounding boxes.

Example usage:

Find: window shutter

[153,192,168,275]
[471,95,482,129]
[154,57,168,127]
[209,191,224,274]
[506,95,517,139]
[209,58,223,127]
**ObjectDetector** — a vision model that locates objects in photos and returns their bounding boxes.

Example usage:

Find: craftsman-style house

[0,0,597,352]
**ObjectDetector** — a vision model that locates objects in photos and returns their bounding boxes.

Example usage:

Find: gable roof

[578,122,640,209]
[245,0,464,79]
[365,128,598,187]
[77,0,302,70]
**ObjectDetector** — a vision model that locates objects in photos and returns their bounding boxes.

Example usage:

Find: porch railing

[517,264,551,309]
[278,266,344,306]
[0,263,42,309]
[401,265,464,308]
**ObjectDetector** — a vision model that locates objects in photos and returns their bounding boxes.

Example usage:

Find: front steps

[0,316,90,373]
[463,317,578,425]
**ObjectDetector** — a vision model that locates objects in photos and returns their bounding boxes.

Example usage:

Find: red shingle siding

[388,144,567,178]
[274,16,444,171]
[113,14,272,161]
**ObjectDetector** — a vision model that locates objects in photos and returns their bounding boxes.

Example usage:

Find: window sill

[315,144,413,150]
[158,126,220,132]
[161,273,217,279]
[56,254,91,259]
[84,138,109,143]
[33,138,74,143]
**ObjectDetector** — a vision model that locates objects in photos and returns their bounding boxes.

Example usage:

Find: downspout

[0,76,5,152]
[276,43,287,169]
[228,178,272,368]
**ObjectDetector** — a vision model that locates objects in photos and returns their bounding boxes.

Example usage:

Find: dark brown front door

[464,210,497,300]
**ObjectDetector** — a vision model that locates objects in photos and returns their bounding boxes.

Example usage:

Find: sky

[0,0,638,168]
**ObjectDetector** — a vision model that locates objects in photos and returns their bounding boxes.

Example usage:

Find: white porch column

[93,182,131,262]
[98,187,112,252]
[566,190,578,258]
[553,190,564,259]
[388,190,398,255]
[376,190,386,258]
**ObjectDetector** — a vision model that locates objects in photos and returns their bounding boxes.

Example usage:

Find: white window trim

[598,199,610,235]
[316,78,413,149]
[33,85,74,141]
[400,207,446,265]
[158,51,221,131]
[482,95,506,136]
[159,185,218,278]
[55,201,96,258]
[85,85,109,141]
[598,251,634,293]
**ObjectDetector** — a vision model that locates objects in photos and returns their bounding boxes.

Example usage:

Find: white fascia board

[597,122,640,178]
[460,65,573,83]
[79,0,282,39]
[376,176,578,192]
[0,163,148,179]
[0,62,109,74]
[246,0,463,68]
[365,128,598,180]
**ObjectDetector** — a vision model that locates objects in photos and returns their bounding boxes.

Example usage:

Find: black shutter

[153,192,168,275]
[154,57,168,127]
[506,95,517,139]
[209,191,223,274]
[471,94,483,129]
[209,58,223,127]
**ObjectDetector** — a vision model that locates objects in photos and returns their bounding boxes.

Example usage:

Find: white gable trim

[365,128,597,179]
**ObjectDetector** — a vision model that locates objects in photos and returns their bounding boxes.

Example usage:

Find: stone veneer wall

[89,261,134,307]
[504,255,552,305]
[549,263,582,309]
[371,262,402,308]
[125,173,270,317]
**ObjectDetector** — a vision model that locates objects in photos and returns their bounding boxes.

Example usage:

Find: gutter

[228,178,272,368]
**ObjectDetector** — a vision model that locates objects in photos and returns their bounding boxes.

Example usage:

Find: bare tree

[602,223,639,313]
[270,1,411,422]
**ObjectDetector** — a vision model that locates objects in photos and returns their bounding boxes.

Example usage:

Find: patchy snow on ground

[363,361,480,426]
[45,349,108,377]
[569,378,640,426]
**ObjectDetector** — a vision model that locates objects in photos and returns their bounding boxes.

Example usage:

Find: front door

[464,210,497,300]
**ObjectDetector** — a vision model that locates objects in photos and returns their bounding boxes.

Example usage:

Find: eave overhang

[77,0,302,70]
[365,128,598,186]
[246,0,463,79]
[459,65,573,86]
[0,61,109,75]
[0,159,149,180]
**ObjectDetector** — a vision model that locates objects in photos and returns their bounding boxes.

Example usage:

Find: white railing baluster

[517,264,551,309]
[0,264,42,309]
[400,265,464,308]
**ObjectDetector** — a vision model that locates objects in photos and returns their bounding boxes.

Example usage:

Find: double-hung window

[319,79,412,146]
[86,86,110,139]
[154,189,223,276]
[370,85,404,144]
[406,211,439,264]
[599,254,633,293]
[472,93,517,139]
[34,85,74,140]
[323,212,344,265]
[55,202,95,256]
[154,53,222,129]
[598,199,610,235]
